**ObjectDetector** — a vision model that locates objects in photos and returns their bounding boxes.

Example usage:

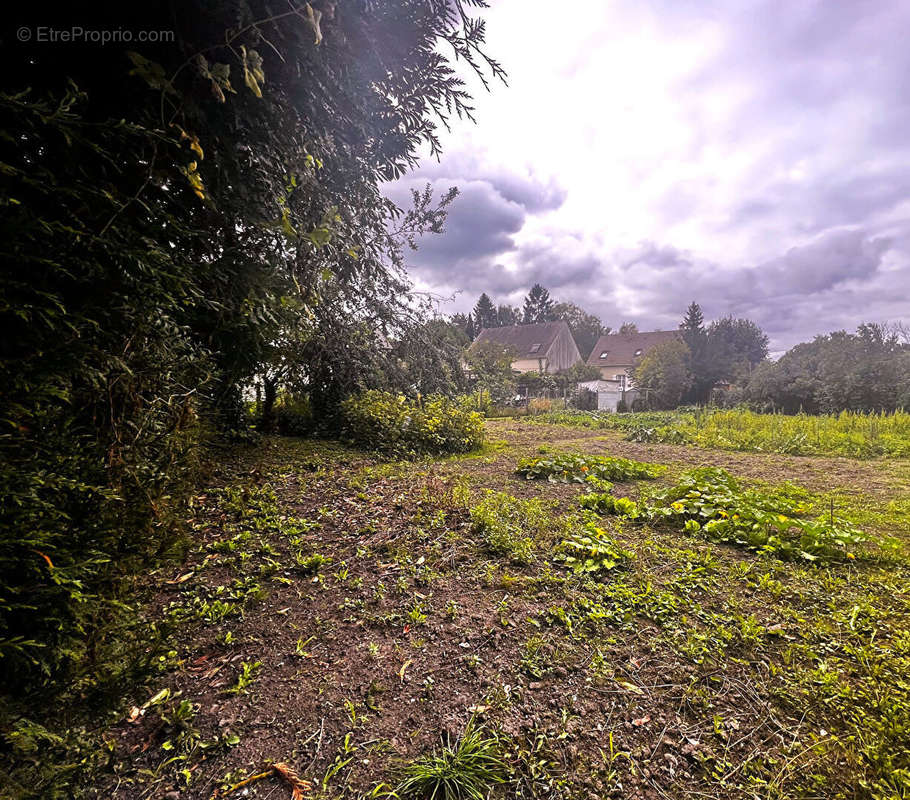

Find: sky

[385,0,910,352]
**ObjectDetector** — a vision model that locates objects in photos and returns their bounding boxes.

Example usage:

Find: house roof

[586,330,681,368]
[474,321,570,359]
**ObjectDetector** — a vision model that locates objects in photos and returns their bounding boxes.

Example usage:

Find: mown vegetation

[6,419,901,799]
[527,407,910,458]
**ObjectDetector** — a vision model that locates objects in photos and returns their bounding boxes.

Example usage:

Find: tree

[633,340,693,409]
[464,339,517,403]
[451,312,476,341]
[619,322,639,334]
[679,302,710,402]
[553,301,608,359]
[473,293,498,331]
[706,317,769,385]
[497,304,520,327]
[742,323,908,413]
[522,284,555,323]
[0,0,502,703]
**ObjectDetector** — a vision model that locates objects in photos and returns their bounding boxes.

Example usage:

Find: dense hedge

[340,391,485,456]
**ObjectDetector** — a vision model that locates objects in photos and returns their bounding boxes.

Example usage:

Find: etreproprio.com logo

[16,26,175,44]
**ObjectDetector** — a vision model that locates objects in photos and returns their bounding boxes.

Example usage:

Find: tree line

[634,303,909,412]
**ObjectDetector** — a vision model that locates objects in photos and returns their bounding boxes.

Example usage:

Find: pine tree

[473,293,497,331]
[679,302,709,402]
[680,301,704,336]
[522,284,555,324]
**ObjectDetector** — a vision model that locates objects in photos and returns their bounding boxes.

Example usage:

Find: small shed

[577,380,639,412]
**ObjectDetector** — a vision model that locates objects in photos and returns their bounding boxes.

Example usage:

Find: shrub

[340,391,485,457]
[515,452,664,483]
[274,397,313,436]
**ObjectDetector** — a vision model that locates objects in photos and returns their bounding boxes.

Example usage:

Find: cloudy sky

[386,0,910,352]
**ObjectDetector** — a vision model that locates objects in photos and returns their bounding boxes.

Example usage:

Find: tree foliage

[522,283,555,323]
[633,340,693,409]
[473,292,498,330]
[0,0,501,705]
[743,323,910,413]
[464,339,517,403]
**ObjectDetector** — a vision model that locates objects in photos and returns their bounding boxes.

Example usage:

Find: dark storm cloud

[383,162,568,296]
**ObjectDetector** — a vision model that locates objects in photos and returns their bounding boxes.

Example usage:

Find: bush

[340,391,485,457]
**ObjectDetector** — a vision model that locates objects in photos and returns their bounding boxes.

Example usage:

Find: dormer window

[634,349,643,357]
[599,350,609,359]
[529,343,541,353]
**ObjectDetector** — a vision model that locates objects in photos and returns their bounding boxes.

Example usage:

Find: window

[529,343,541,353]
[599,350,609,359]
[634,348,643,357]
[615,374,627,390]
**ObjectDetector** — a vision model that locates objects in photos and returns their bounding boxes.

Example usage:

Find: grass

[398,719,507,800]
[527,408,910,458]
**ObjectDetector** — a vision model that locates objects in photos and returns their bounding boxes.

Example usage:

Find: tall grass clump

[399,718,508,800]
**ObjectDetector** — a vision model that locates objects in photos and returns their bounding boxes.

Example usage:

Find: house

[473,321,582,374]
[583,330,681,410]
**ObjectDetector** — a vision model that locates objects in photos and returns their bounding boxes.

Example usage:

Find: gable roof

[474,321,571,359]
[586,330,681,368]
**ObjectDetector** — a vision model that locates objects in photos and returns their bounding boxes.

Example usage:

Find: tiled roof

[586,330,681,367]
[474,321,570,358]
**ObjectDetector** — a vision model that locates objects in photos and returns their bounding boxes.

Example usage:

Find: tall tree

[0,0,502,706]
[451,312,476,341]
[706,317,769,384]
[497,304,520,326]
[473,293,498,330]
[522,284,555,323]
[633,340,693,409]
[553,301,608,359]
[619,322,639,334]
[680,302,710,402]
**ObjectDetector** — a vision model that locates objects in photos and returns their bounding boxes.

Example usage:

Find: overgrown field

[528,408,910,458]
[5,420,910,800]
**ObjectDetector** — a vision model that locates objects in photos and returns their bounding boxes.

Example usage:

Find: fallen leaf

[398,659,412,683]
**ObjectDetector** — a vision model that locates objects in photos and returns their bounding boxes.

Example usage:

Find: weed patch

[398,718,507,800]
[515,452,663,483]
[469,491,557,564]
[598,467,870,562]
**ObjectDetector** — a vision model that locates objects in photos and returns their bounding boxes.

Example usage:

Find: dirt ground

[87,419,910,800]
